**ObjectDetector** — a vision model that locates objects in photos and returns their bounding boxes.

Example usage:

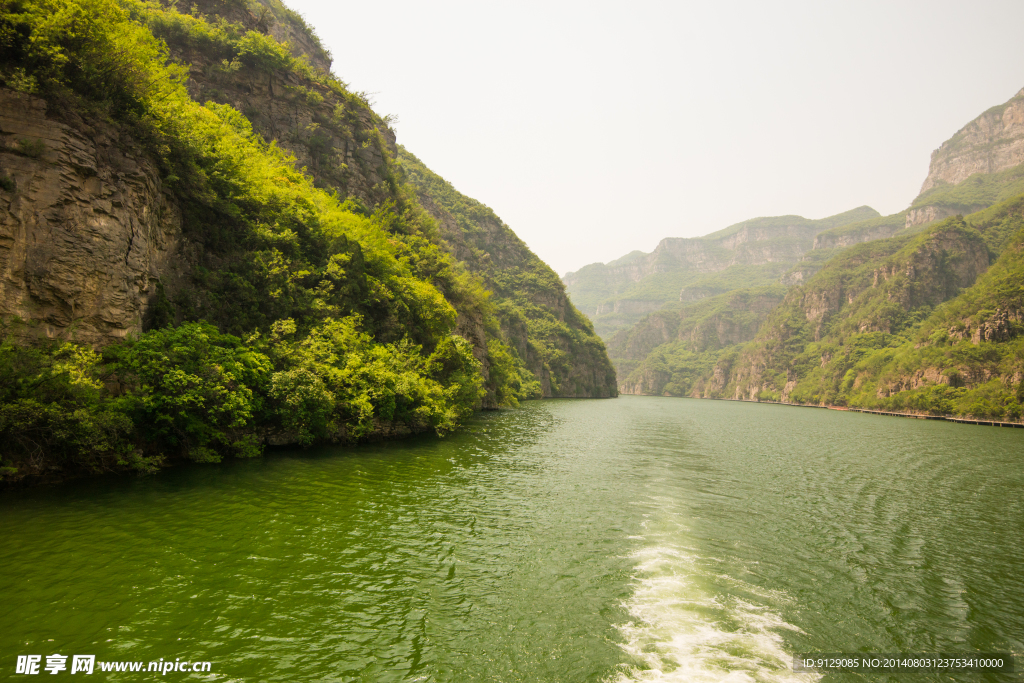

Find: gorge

[569,87,1024,423]
[1,3,1022,682]
[0,0,615,485]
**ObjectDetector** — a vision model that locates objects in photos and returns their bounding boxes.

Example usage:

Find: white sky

[286,0,1024,276]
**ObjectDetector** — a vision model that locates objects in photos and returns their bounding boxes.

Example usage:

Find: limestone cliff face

[908,88,1024,228]
[700,222,990,401]
[565,215,850,302]
[167,0,333,72]
[163,0,396,209]
[0,0,619,409]
[184,61,397,208]
[0,1,399,347]
[608,288,785,395]
[0,6,395,346]
[811,213,908,251]
[905,204,974,229]
[919,88,1024,194]
[563,206,878,339]
[0,89,184,345]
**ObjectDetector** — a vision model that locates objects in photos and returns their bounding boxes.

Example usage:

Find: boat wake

[612,511,820,682]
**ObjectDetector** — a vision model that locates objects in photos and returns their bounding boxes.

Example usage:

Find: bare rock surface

[919,88,1024,194]
[0,89,183,344]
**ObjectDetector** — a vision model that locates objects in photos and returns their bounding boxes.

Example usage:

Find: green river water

[1,397,1022,682]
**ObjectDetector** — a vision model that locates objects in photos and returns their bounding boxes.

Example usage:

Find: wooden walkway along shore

[849,409,945,421]
[946,417,1024,428]
[828,407,1022,428]
[687,397,1024,428]
[849,408,1023,427]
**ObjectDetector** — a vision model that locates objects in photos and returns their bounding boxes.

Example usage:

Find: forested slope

[399,149,616,399]
[0,0,614,484]
[596,86,1024,422]
[621,195,1024,421]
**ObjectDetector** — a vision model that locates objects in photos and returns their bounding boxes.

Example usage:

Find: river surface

[1,397,1022,682]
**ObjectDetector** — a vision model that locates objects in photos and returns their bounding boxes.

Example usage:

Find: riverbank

[635,394,1024,428]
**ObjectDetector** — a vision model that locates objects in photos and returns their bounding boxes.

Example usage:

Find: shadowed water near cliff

[1,398,1022,682]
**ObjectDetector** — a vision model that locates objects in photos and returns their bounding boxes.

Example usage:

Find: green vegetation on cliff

[564,206,880,339]
[0,0,586,483]
[662,196,1024,421]
[911,163,1024,216]
[803,199,1024,420]
[398,148,618,399]
[589,80,1024,424]
[607,286,787,396]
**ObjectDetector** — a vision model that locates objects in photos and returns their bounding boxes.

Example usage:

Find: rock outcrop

[699,220,990,401]
[919,88,1024,194]
[908,87,1024,228]
[811,212,908,251]
[0,89,184,345]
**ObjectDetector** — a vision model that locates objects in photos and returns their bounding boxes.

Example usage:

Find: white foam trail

[612,515,820,683]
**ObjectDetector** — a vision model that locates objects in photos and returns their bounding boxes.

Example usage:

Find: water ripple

[0,397,1021,682]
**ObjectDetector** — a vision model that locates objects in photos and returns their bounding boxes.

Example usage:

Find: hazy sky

[286,0,1024,275]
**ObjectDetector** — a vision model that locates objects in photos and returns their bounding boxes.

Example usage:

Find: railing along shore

[661,396,1024,428]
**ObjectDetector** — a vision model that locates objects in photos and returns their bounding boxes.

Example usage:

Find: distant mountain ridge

[563,206,879,338]
[577,85,1024,423]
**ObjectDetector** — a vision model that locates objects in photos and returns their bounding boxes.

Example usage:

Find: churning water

[1,397,1021,681]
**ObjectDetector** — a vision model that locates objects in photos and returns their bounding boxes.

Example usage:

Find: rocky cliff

[0,0,620,485]
[563,206,877,338]
[156,0,397,209]
[399,149,617,398]
[0,89,184,345]
[0,0,615,400]
[919,88,1024,194]
[691,218,993,404]
[908,88,1024,228]
[0,0,398,347]
[811,212,908,251]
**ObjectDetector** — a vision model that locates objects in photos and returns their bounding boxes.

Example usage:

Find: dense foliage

[0,0,541,482]
[630,197,1024,422]
[398,148,616,399]
[911,163,1024,216]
